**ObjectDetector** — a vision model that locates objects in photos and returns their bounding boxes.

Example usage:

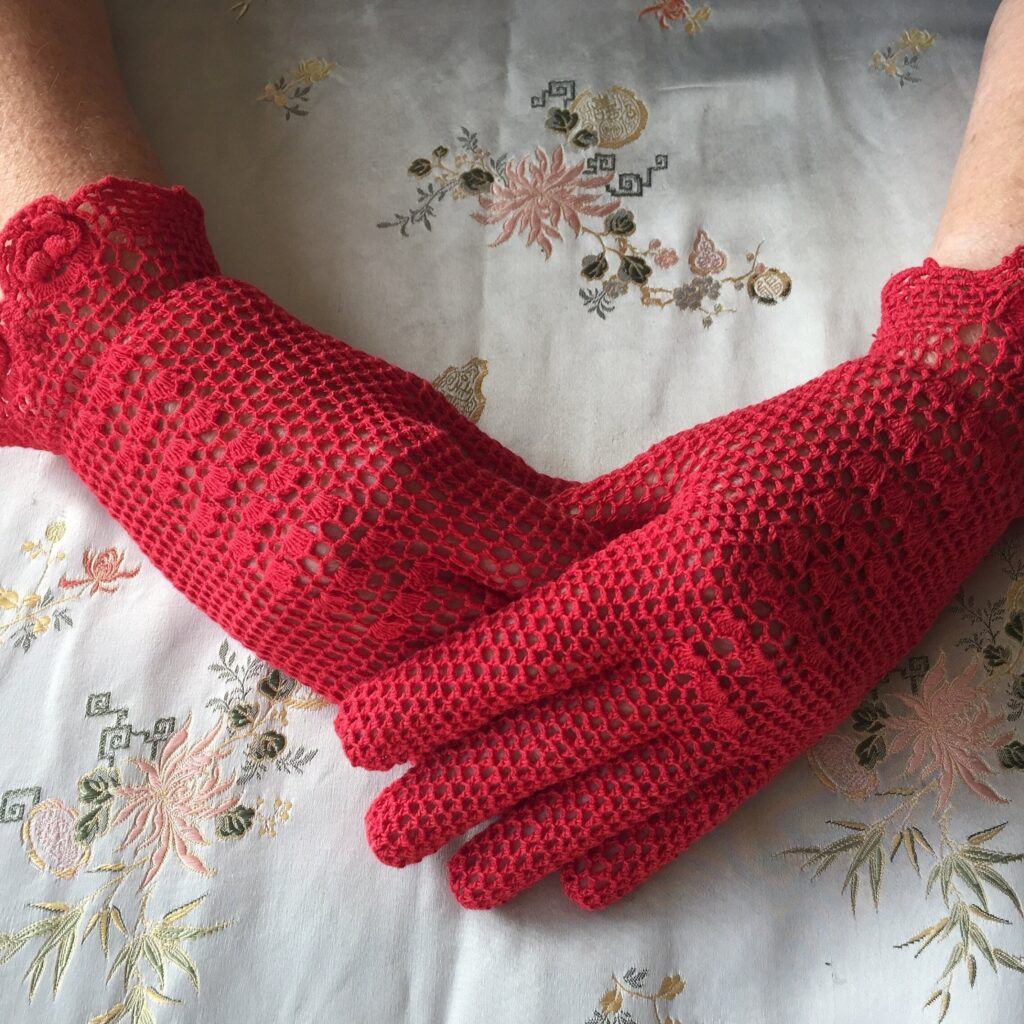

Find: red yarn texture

[2,177,1021,913]
[0,177,630,693]
[335,246,1024,909]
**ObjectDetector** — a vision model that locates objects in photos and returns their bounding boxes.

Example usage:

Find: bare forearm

[0,0,1019,272]
[929,0,1024,269]
[0,0,163,226]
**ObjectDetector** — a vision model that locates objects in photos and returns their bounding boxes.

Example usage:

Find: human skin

[928,0,1024,269]
[0,0,164,229]
[0,1,1020,268]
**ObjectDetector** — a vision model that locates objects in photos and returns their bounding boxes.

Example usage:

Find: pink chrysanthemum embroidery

[888,652,1012,812]
[59,546,140,595]
[472,145,620,259]
[113,713,238,888]
[639,0,690,29]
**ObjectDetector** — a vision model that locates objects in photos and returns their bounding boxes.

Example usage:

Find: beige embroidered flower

[44,521,66,543]
[472,145,619,259]
[112,714,238,888]
[898,28,936,54]
[260,58,335,119]
[887,652,1012,811]
[294,58,335,84]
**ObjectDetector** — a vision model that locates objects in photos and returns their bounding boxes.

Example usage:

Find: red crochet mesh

[0,177,620,691]
[337,245,1024,909]
[3,177,1022,912]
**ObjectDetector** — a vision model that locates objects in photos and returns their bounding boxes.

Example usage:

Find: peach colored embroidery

[112,714,238,888]
[638,0,711,34]
[59,547,140,596]
[806,734,879,801]
[648,239,679,270]
[888,653,1012,811]
[471,145,620,259]
[1,522,140,652]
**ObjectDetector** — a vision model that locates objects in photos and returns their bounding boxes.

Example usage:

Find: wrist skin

[927,0,1024,270]
[0,0,1021,275]
[0,0,163,233]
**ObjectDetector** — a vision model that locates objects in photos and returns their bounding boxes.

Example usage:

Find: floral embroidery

[584,967,687,1024]
[0,520,139,653]
[59,548,140,596]
[638,1,712,35]
[888,654,1011,811]
[260,58,335,119]
[206,642,326,782]
[432,358,489,423]
[870,29,937,87]
[378,128,508,236]
[379,83,791,325]
[112,715,237,890]
[472,145,621,259]
[0,640,328,1021]
[22,799,90,880]
[76,767,120,845]
[784,537,1024,1021]
[954,541,1024,770]
[581,225,790,323]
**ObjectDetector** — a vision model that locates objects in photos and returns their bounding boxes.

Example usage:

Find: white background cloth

[1,2,1022,1021]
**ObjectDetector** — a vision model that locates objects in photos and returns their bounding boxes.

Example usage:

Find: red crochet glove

[0,176,618,692]
[336,246,1024,909]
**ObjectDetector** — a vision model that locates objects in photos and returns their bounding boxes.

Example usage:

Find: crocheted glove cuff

[872,243,1024,348]
[871,244,1024,360]
[870,245,1024,507]
[0,176,219,453]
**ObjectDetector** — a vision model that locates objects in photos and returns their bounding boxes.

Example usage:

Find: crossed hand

[2,178,1021,909]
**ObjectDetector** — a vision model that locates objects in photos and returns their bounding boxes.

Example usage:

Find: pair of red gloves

[1,177,1021,910]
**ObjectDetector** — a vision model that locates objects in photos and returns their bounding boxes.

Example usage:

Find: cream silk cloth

[1,2,1022,1022]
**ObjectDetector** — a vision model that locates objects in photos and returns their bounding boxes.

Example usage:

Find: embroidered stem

[612,974,666,1024]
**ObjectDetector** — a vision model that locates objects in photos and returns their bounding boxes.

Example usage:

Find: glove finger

[561,757,776,910]
[446,727,748,909]
[334,516,686,769]
[362,652,738,866]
